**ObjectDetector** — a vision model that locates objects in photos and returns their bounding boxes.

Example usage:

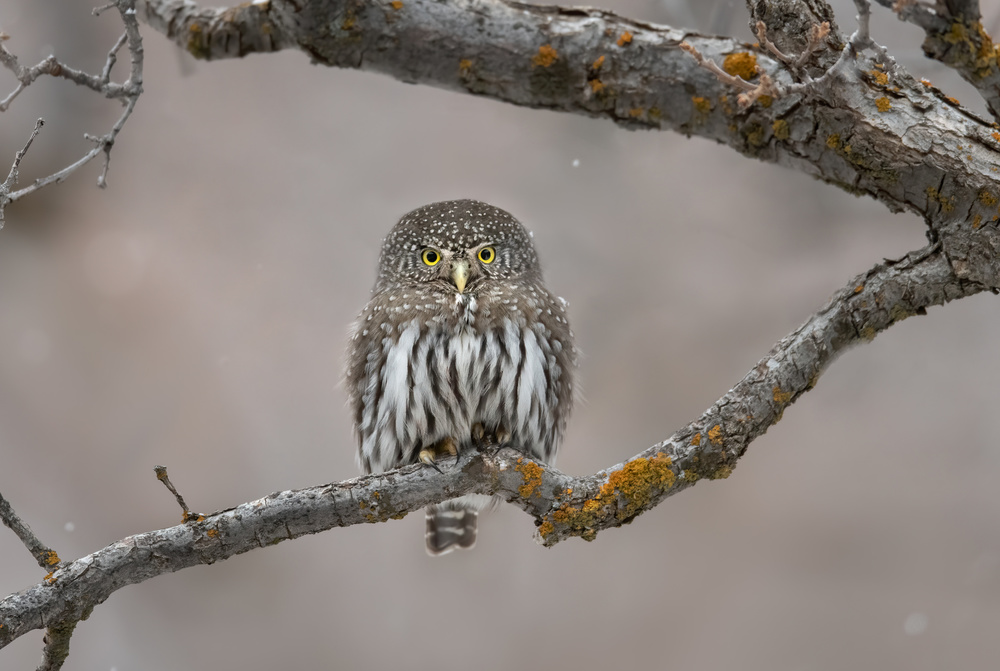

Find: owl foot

[471,423,511,450]
[418,436,459,473]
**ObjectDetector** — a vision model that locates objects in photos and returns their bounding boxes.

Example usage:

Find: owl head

[374,200,541,295]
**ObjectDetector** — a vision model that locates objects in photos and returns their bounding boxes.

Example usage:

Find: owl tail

[425,502,478,555]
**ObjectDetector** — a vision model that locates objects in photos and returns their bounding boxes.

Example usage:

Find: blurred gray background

[2,0,999,669]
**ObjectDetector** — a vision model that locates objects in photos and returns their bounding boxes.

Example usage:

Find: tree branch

[0,489,61,572]
[133,0,1000,291]
[0,242,984,652]
[0,0,144,222]
[876,0,1000,121]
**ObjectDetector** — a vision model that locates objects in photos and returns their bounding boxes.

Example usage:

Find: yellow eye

[478,246,496,264]
[421,249,440,266]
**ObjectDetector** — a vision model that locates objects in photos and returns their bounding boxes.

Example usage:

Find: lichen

[772,386,792,405]
[723,52,757,80]
[516,458,543,498]
[691,432,701,447]
[772,119,789,141]
[589,79,605,93]
[710,465,733,480]
[926,186,956,212]
[532,45,558,68]
[875,96,891,112]
[617,31,633,47]
[869,70,889,86]
[592,55,605,70]
[978,189,998,206]
[390,0,403,8]
[44,550,60,566]
[708,424,723,445]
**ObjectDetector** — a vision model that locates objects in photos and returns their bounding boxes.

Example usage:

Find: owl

[346,200,576,555]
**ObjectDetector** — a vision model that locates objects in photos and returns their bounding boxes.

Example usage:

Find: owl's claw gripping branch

[418,436,459,473]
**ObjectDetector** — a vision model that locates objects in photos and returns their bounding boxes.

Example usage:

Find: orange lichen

[992,131,1000,142]
[207,528,219,538]
[946,96,960,105]
[973,214,983,229]
[629,107,643,118]
[757,95,772,108]
[926,186,955,212]
[978,189,998,206]
[692,96,711,114]
[875,96,891,112]
[532,44,558,68]
[617,31,633,47]
[341,15,355,30]
[459,59,473,76]
[710,465,733,480]
[516,458,543,498]
[44,571,56,585]
[182,512,205,523]
[538,521,555,538]
[708,424,723,445]
[589,79,605,93]
[723,52,757,80]
[869,70,889,86]
[921,78,932,86]
[44,550,60,566]
[592,55,605,70]
[691,432,701,446]
[854,283,864,293]
[772,386,792,405]
[390,0,403,7]
[826,133,840,149]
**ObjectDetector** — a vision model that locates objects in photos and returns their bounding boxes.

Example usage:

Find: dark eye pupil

[426,251,437,262]
[482,250,492,260]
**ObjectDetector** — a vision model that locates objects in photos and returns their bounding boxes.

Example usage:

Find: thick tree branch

[134,0,1000,290]
[877,0,1000,122]
[0,242,985,652]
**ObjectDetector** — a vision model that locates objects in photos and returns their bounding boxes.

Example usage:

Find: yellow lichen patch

[723,52,757,80]
[875,96,891,112]
[532,44,558,68]
[341,15,356,30]
[745,124,765,147]
[459,59,473,76]
[206,528,219,538]
[597,452,676,521]
[390,0,403,8]
[592,55,605,70]
[869,70,889,86]
[692,96,712,114]
[946,96,960,105]
[515,457,543,499]
[710,465,733,480]
[538,520,555,538]
[44,550,60,566]
[629,107,643,118]
[683,470,700,483]
[992,131,1000,142]
[691,432,701,446]
[182,512,205,523]
[826,133,840,149]
[44,571,56,585]
[973,213,983,229]
[589,79,605,93]
[708,424,723,445]
[859,325,877,341]
[921,78,932,86]
[979,189,998,206]
[617,31,633,47]
[854,283,864,293]
[772,386,792,405]
[926,186,955,212]
[757,95,772,108]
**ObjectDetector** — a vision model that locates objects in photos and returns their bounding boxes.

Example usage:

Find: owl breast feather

[356,311,563,474]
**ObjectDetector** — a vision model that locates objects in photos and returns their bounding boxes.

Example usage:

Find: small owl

[346,200,576,555]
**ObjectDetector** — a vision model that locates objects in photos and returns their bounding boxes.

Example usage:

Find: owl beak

[450,259,469,294]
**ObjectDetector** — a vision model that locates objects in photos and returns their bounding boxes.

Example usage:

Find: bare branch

[0,0,143,221]
[876,0,1000,120]
[0,118,43,228]
[154,466,204,522]
[0,243,985,651]
[36,622,77,671]
[0,488,61,572]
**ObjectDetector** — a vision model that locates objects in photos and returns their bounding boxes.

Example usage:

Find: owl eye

[421,249,440,266]
[478,246,496,264]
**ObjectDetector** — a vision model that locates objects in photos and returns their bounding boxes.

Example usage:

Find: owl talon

[419,436,459,472]
[495,426,511,446]
[472,423,486,450]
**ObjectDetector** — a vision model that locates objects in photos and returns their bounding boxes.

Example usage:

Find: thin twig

[0,489,61,571]
[154,466,203,522]
[680,41,780,108]
[0,118,44,229]
[0,0,143,220]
